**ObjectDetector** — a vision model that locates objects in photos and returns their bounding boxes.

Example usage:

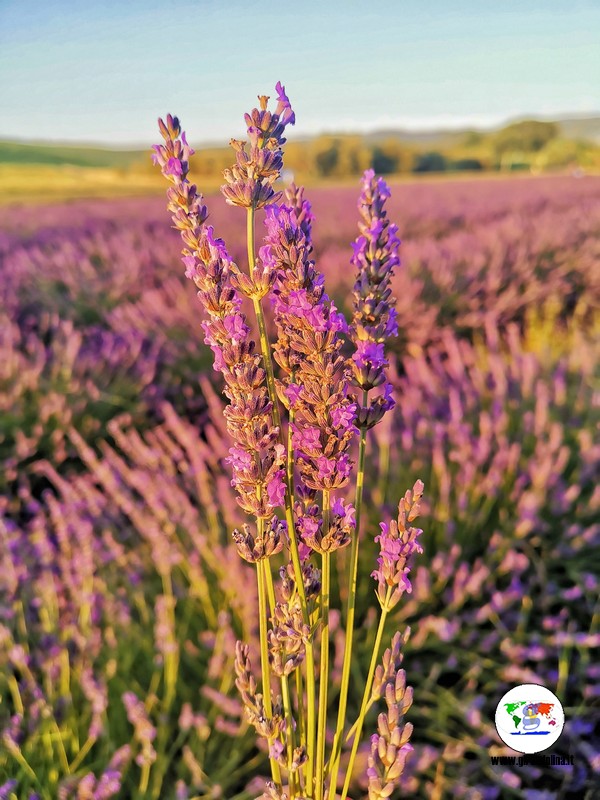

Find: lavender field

[1,173,599,799]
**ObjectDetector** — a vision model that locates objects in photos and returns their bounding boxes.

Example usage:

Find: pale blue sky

[0,0,598,145]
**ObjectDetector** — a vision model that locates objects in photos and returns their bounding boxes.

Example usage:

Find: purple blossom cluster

[372,480,424,608]
[350,169,400,429]
[153,114,286,533]
[221,82,295,209]
[367,669,414,799]
[122,692,157,768]
[261,192,358,552]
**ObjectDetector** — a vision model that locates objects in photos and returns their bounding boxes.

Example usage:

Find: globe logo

[495,683,564,754]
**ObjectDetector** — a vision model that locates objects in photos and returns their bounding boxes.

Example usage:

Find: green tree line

[186,120,600,180]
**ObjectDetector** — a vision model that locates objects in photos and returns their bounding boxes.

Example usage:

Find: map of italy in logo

[495,684,564,753]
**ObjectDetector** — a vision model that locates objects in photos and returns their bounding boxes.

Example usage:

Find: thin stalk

[50,718,70,775]
[340,588,393,800]
[139,762,151,795]
[287,407,295,495]
[328,407,368,795]
[264,560,296,794]
[282,674,297,797]
[247,205,316,794]
[161,570,179,710]
[315,493,331,800]
[5,744,50,799]
[295,666,306,752]
[304,639,316,796]
[377,437,390,506]
[69,735,96,773]
[258,557,282,787]
[263,557,277,616]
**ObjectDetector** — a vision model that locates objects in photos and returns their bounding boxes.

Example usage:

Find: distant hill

[1,114,599,170]
[0,140,147,169]
[362,116,600,147]
[556,116,600,144]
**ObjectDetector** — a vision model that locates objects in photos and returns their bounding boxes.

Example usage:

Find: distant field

[0,164,225,204]
[0,164,157,202]
[0,161,589,205]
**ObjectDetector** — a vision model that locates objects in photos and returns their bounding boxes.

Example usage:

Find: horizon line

[1,110,598,152]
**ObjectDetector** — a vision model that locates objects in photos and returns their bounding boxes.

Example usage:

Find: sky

[0,0,599,147]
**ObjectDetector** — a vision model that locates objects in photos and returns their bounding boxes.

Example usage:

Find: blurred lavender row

[1,174,599,798]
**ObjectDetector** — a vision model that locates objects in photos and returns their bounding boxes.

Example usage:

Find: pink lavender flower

[231,517,285,563]
[0,781,17,799]
[221,82,295,209]
[80,667,107,740]
[262,201,356,501]
[153,116,286,524]
[367,671,414,799]
[57,746,130,800]
[350,169,401,428]
[234,641,283,741]
[268,594,310,677]
[122,691,157,768]
[293,495,356,553]
[372,480,424,608]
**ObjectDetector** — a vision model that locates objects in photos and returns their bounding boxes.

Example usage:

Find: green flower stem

[340,587,393,800]
[161,570,179,711]
[315,492,331,800]
[304,644,316,796]
[68,734,96,773]
[258,556,282,787]
[139,762,151,795]
[295,665,306,753]
[287,406,295,496]
[263,559,296,793]
[328,406,368,796]
[5,742,51,800]
[281,673,297,798]
[263,556,277,615]
[7,674,24,715]
[247,205,316,795]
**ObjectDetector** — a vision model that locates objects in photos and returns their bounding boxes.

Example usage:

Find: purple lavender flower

[0,781,17,800]
[293,494,356,553]
[122,691,157,768]
[221,82,295,209]
[263,201,356,502]
[80,667,107,740]
[367,669,414,799]
[350,169,401,428]
[372,480,424,608]
[153,117,286,525]
[234,641,284,741]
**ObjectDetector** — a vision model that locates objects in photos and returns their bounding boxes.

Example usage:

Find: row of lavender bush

[1,97,599,797]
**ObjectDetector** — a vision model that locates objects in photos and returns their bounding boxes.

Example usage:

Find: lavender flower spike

[367,672,414,799]
[122,691,157,769]
[372,480,424,609]
[350,169,401,429]
[221,83,295,209]
[153,117,286,532]
[263,200,357,545]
